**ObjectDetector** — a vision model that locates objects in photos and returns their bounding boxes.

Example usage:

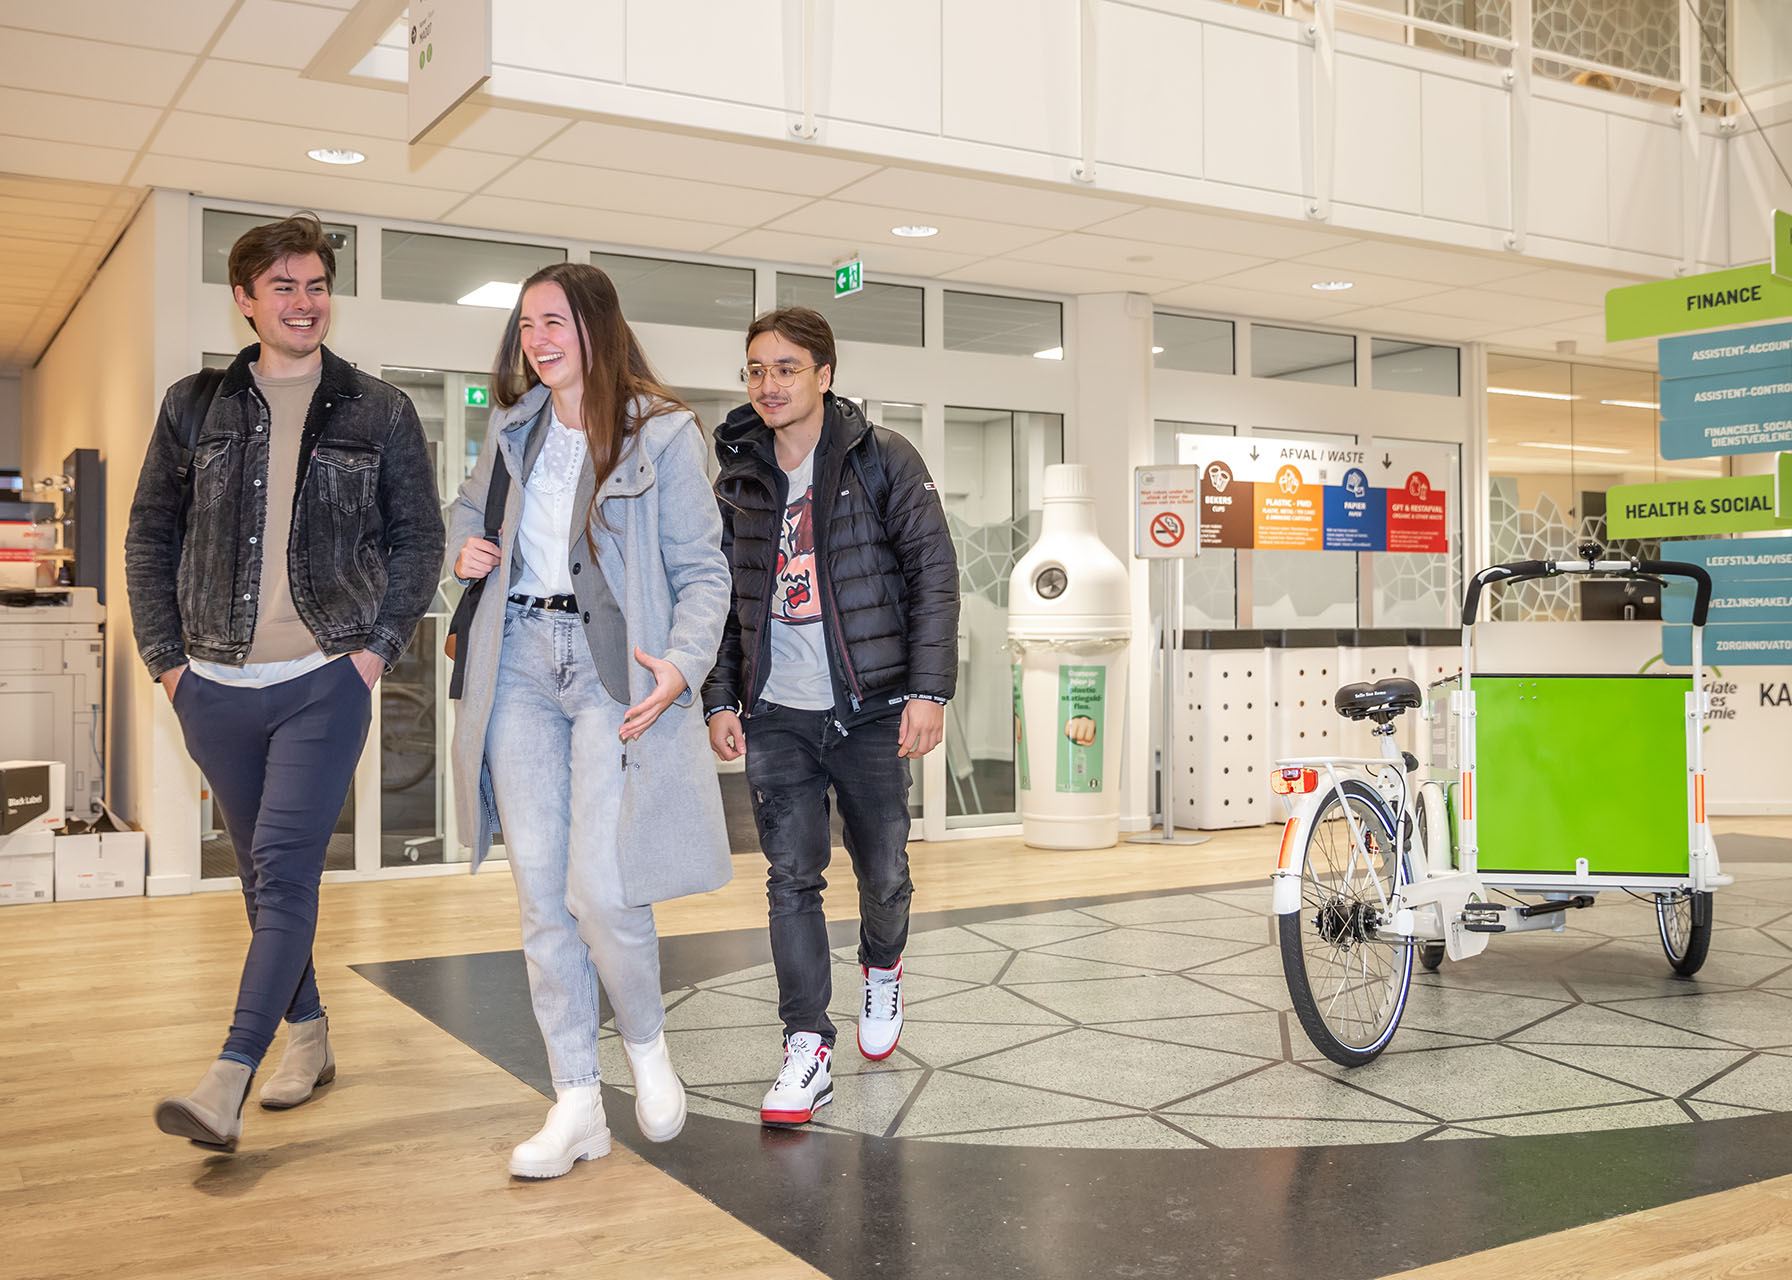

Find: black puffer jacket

[703,394,959,725]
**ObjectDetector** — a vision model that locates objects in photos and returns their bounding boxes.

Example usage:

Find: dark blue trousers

[172,658,371,1067]
[745,702,914,1045]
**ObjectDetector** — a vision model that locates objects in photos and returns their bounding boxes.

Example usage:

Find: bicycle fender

[1270,789,1330,916]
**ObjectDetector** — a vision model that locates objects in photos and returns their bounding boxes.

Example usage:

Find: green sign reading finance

[1776,209,1792,284]
[1606,265,1792,343]
[1606,473,1789,538]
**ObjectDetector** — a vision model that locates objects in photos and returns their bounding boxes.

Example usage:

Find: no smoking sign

[1135,466,1203,561]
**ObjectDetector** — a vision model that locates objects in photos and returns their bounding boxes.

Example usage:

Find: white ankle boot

[622,1030,687,1143]
[509,1084,610,1179]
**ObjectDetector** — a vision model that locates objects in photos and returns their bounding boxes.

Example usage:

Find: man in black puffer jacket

[704,307,958,1128]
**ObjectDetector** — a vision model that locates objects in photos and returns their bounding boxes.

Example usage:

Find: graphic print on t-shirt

[774,479,820,625]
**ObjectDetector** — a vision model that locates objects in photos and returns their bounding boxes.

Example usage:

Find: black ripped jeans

[745,701,914,1046]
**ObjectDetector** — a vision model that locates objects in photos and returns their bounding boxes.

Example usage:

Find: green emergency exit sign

[465,385,489,408]
[834,260,863,298]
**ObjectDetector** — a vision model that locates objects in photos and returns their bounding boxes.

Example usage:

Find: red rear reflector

[1461,771,1474,821]
[1271,767,1318,795]
[1694,773,1706,825]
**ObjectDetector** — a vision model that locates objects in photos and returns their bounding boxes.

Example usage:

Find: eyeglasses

[740,363,817,387]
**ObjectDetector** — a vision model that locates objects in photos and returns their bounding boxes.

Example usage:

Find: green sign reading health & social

[1606,473,1789,538]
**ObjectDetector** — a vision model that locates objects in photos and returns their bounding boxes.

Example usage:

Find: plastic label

[1013,664,1030,792]
[1056,664,1105,793]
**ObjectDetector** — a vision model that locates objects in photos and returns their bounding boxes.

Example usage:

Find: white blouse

[510,407,589,598]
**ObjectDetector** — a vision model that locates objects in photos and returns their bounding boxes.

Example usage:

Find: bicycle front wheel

[1279,779,1413,1067]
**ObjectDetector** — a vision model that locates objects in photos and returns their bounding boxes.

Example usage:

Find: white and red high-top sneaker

[760,1032,834,1127]
[857,960,904,1060]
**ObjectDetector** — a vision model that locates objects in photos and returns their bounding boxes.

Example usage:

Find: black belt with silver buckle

[509,593,578,613]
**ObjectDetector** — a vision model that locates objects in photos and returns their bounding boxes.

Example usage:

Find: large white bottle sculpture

[1007,464,1132,849]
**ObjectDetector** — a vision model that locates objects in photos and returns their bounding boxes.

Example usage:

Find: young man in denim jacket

[125,213,444,1152]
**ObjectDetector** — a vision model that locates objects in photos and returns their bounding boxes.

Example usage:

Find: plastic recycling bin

[1008,464,1132,849]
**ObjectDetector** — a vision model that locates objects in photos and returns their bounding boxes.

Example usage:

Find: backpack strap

[172,366,226,571]
[175,367,225,490]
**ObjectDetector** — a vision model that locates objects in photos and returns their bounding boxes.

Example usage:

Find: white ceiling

[0,0,1661,372]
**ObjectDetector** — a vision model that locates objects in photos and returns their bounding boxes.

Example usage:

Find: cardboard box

[0,549,34,589]
[55,831,146,900]
[0,827,55,905]
[0,760,66,840]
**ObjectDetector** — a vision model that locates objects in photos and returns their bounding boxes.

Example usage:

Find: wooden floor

[3,817,1788,1280]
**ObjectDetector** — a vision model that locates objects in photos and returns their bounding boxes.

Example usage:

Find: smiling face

[746,329,831,434]
[234,252,330,374]
[517,280,585,399]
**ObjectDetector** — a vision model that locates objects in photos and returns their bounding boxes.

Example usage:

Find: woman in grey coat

[446,262,732,1179]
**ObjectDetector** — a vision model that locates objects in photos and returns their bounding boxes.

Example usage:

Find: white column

[1071,292,1154,830]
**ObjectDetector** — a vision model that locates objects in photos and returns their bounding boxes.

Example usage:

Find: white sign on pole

[1135,466,1203,560]
[407,0,492,145]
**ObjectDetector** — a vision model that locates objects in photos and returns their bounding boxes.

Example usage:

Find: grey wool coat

[445,383,734,905]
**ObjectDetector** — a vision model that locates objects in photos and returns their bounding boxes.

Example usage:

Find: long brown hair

[492,262,690,541]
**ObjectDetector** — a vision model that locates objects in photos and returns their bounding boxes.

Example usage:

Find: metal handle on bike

[1461,554,1713,626]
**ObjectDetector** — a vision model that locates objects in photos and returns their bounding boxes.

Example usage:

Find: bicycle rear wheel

[1279,779,1414,1066]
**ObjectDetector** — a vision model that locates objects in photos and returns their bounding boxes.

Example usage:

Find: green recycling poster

[1013,664,1030,792]
[1056,664,1106,794]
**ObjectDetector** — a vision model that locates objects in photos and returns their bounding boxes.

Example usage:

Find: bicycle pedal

[1461,902,1506,933]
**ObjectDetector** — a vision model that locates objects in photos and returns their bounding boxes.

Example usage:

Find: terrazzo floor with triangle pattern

[603,867,1792,1148]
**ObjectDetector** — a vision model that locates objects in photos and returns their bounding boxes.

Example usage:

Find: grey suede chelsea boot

[258,1015,336,1110]
[154,1059,254,1152]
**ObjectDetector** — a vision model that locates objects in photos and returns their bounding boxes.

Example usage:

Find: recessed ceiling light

[307,147,366,165]
[1600,398,1660,410]
[1311,280,1354,291]
[1488,386,1578,401]
[1151,346,1165,354]
[1515,440,1630,455]
[1033,346,1064,360]
[891,224,939,238]
[457,281,521,309]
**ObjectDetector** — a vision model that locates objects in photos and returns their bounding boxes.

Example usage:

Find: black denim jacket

[124,344,446,679]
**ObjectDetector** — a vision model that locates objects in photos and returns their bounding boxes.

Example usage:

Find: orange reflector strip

[1694,773,1706,825]
[1277,818,1300,870]
[1461,771,1473,821]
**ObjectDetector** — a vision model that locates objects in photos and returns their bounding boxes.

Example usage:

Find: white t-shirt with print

[759,448,835,711]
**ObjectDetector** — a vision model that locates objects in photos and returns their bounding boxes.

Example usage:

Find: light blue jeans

[486,601,666,1088]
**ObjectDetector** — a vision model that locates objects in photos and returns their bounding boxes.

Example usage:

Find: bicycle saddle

[1333,677,1423,722]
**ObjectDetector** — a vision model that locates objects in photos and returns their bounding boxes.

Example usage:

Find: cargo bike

[1269,546,1729,1066]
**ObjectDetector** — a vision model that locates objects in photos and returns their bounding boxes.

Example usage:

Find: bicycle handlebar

[1462,555,1713,627]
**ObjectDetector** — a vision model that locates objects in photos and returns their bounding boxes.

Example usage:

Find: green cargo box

[1432,674,1693,878]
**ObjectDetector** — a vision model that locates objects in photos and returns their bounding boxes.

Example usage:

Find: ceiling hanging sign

[1775,209,1792,284]
[1661,322,1792,382]
[1134,466,1202,560]
[1660,534,1792,666]
[1606,474,1789,538]
[1657,363,1792,459]
[834,259,864,298]
[1606,265,1792,343]
[1175,436,1448,554]
[407,0,492,145]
